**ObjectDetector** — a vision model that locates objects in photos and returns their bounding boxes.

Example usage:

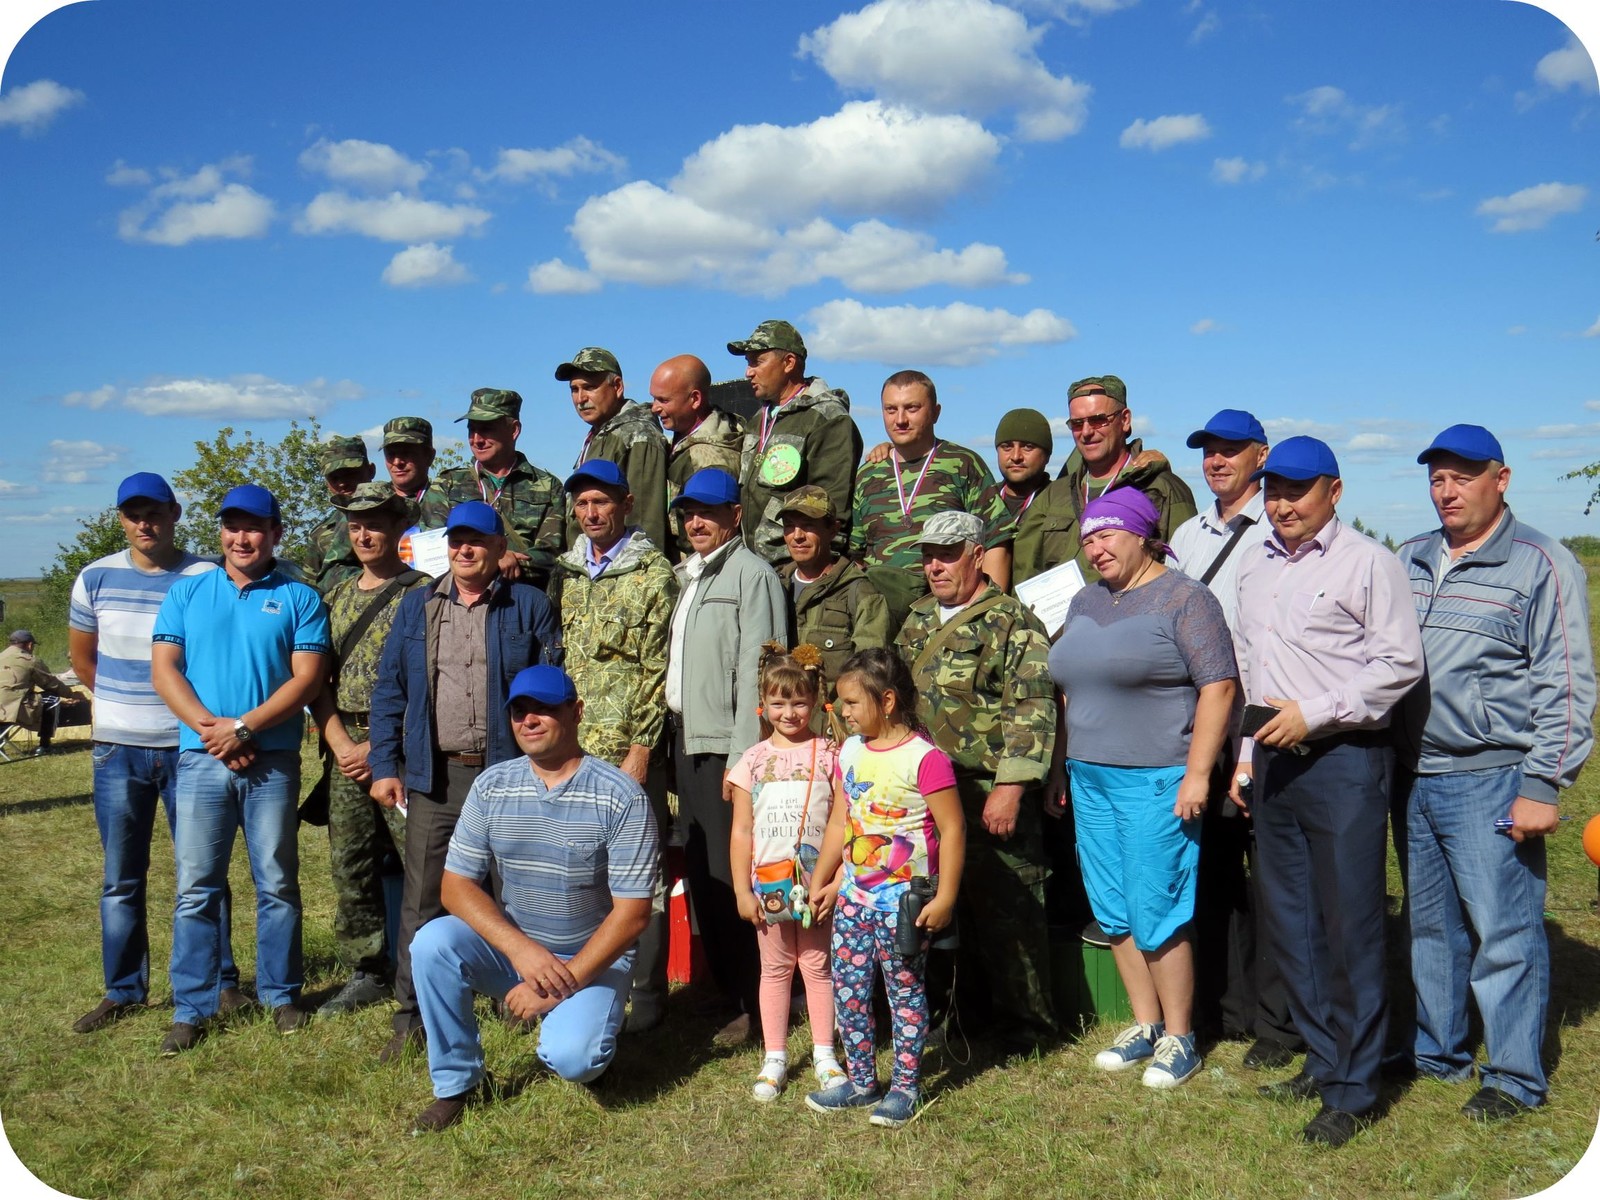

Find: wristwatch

[233,718,256,745]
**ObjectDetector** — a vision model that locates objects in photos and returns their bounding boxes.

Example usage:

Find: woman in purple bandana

[1046,486,1238,1089]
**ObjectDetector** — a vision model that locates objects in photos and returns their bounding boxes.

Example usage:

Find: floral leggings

[831,896,929,1094]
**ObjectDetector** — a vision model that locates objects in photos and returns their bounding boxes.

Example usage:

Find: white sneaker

[752,1058,788,1102]
[1094,1022,1163,1072]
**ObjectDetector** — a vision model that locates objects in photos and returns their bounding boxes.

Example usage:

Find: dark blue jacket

[368,576,562,794]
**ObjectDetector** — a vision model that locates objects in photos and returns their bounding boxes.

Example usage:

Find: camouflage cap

[777,484,838,522]
[554,347,621,381]
[916,510,986,548]
[727,319,806,358]
[1068,375,1128,407]
[319,435,370,476]
[457,388,523,422]
[382,416,433,448]
[331,481,416,522]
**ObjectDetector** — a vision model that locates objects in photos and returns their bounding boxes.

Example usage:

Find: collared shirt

[1168,491,1270,628]
[665,537,737,715]
[433,575,490,753]
[584,531,633,581]
[1233,516,1423,743]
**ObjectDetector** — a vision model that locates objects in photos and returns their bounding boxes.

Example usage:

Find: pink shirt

[1233,516,1423,742]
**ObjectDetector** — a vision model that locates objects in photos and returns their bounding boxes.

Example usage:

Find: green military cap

[318,435,370,476]
[777,484,838,522]
[917,510,985,548]
[994,408,1053,456]
[554,347,621,381]
[382,416,433,448]
[1068,375,1128,406]
[331,481,416,522]
[727,319,806,358]
[457,388,523,422]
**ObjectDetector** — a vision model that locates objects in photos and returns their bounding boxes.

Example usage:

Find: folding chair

[0,722,25,763]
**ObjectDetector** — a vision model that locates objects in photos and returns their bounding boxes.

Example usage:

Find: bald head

[650,354,714,436]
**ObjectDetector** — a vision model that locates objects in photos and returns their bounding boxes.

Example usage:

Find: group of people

[54,317,1594,1147]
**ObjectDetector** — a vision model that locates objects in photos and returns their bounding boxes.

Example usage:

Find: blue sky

[1,0,1598,577]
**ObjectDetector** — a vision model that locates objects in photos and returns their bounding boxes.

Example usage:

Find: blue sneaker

[805,1082,881,1115]
[869,1089,920,1129]
[1143,1032,1202,1089]
[1094,1022,1163,1072]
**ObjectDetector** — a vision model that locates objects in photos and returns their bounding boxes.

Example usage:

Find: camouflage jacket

[300,509,361,594]
[547,530,678,764]
[569,400,669,553]
[739,378,862,566]
[667,407,746,561]
[895,584,1056,788]
[851,439,1013,567]
[1013,438,1198,586]
[420,452,566,588]
[777,556,892,687]
[324,569,433,715]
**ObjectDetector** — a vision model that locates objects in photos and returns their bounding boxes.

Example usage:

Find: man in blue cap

[407,665,658,1132]
[65,472,246,1034]
[1394,426,1595,1121]
[1169,412,1301,1069]
[151,484,332,1055]
[368,500,562,1064]
[1229,437,1423,1147]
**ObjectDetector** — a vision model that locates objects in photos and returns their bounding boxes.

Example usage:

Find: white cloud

[480,136,626,182]
[800,0,1090,142]
[0,478,37,494]
[59,374,362,418]
[1120,114,1212,151]
[1583,315,1600,339]
[297,190,491,242]
[61,385,116,409]
[1190,318,1220,335]
[799,219,1026,292]
[381,242,472,288]
[527,258,603,295]
[1347,432,1400,452]
[1584,400,1600,411]
[1534,36,1598,95]
[43,440,124,484]
[806,299,1075,366]
[117,158,275,246]
[1475,182,1588,233]
[0,505,94,524]
[299,138,429,191]
[1190,11,1220,44]
[105,159,151,187]
[1262,417,1342,440]
[1211,156,1266,184]
[1287,85,1403,150]
[1507,324,1528,335]
[0,79,84,134]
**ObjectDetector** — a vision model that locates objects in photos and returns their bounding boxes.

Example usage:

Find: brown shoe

[73,998,142,1034]
[379,1026,426,1064]
[410,1086,482,1134]
[273,1004,310,1034]
[159,1021,204,1057]
[712,1012,753,1047]
[217,987,253,1017]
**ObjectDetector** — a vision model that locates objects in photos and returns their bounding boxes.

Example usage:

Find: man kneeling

[410,665,659,1133]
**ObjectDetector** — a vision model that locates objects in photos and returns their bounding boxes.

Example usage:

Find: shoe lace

[1150,1036,1186,1070]
[1113,1023,1154,1050]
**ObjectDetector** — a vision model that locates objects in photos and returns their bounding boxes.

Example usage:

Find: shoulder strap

[1197,519,1254,587]
[911,591,1009,682]
[335,570,426,666]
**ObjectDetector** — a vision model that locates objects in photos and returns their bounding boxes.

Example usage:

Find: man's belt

[444,750,484,767]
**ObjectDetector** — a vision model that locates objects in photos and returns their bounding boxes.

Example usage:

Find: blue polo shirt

[152,563,331,753]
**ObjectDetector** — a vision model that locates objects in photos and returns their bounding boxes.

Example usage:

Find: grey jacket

[1394,509,1595,802]
[670,540,787,759]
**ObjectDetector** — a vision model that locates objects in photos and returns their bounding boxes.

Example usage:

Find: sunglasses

[1068,412,1120,432]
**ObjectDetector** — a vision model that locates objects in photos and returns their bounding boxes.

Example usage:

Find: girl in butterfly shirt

[804,647,965,1129]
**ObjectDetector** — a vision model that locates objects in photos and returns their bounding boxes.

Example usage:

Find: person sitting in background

[1,629,84,756]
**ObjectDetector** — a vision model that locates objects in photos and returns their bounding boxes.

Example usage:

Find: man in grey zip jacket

[1394,423,1595,1122]
[665,468,787,1045]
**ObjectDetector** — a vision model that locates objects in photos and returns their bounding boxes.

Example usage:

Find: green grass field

[2,573,1599,1199]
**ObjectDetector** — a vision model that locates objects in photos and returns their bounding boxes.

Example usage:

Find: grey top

[1049,568,1237,768]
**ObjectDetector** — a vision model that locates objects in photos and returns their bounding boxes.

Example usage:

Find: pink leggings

[756,917,834,1053]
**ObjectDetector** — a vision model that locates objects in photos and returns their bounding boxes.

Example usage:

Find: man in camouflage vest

[729,319,861,567]
[547,459,679,1032]
[382,417,436,503]
[558,347,669,553]
[308,483,432,1016]
[776,485,890,689]
[851,369,1013,629]
[650,353,745,562]
[896,510,1058,1053]
[301,435,376,592]
[420,388,566,590]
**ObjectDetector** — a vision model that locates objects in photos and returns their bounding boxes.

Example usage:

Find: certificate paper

[401,526,450,577]
[1013,559,1086,638]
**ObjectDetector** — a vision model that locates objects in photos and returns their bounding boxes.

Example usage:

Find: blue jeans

[411,915,631,1098]
[1401,765,1548,1107]
[171,749,302,1024]
[92,743,238,1002]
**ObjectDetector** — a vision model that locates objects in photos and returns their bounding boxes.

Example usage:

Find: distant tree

[1561,535,1600,558]
[38,504,148,631]
[172,419,327,563]
[1562,463,1600,515]
[1349,515,1400,552]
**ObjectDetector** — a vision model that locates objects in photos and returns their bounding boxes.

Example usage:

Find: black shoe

[379,1025,426,1064]
[1080,919,1112,948]
[73,998,143,1034]
[273,1003,310,1034]
[318,972,393,1017]
[217,986,254,1018]
[1300,1105,1368,1148]
[411,1084,485,1134]
[1258,1070,1319,1102]
[159,1021,204,1056]
[1243,1038,1296,1070]
[1461,1086,1533,1122]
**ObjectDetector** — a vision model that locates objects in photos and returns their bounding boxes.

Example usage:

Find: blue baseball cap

[564,459,629,493]
[218,484,282,523]
[1253,436,1340,482]
[445,500,504,536]
[671,467,740,509]
[505,665,578,707]
[1186,409,1267,449]
[116,471,177,508]
[1417,424,1504,466]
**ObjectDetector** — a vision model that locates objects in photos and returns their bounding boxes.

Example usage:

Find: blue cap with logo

[1186,409,1267,449]
[505,665,578,707]
[564,459,630,493]
[1252,436,1340,482]
[671,467,740,508]
[117,471,177,508]
[218,484,282,523]
[445,501,504,537]
[1416,424,1504,465]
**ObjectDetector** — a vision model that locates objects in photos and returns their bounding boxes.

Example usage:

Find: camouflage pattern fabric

[547,531,678,765]
[739,378,862,566]
[569,400,670,552]
[326,722,407,976]
[301,509,360,594]
[420,452,566,588]
[666,407,745,561]
[777,556,891,688]
[324,571,433,714]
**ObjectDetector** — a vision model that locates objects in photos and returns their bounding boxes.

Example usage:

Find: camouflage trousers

[927,775,1057,1049]
[327,726,407,978]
